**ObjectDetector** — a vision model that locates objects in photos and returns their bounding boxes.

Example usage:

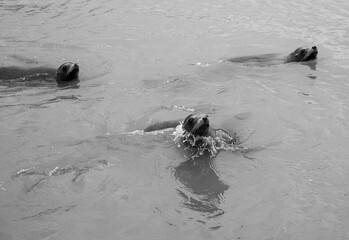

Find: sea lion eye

[62,65,68,71]
[300,49,306,54]
[188,118,194,124]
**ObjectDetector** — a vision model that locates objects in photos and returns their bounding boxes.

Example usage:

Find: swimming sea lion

[143,113,247,158]
[144,113,231,137]
[144,113,234,144]
[143,113,214,136]
[180,113,236,148]
[285,46,318,62]
[226,46,318,65]
[0,62,79,84]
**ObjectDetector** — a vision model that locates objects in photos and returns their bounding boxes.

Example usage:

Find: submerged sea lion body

[143,120,181,132]
[226,46,318,65]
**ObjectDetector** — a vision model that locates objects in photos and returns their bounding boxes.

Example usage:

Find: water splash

[172,123,249,159]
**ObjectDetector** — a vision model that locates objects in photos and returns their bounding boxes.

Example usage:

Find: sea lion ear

[293,47,302,55]
[182,114,195,131]
[183,114,194,124]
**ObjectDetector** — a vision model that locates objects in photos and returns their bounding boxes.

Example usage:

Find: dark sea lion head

[287,46,318,62]
[182,114,211,137]
[56,62,79,82]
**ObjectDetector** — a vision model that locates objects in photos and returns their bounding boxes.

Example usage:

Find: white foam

[172,123,246,159]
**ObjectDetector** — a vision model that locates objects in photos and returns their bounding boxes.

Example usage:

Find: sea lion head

[287,46,318,62]
[182,114,211,137]
[56,62,79,83]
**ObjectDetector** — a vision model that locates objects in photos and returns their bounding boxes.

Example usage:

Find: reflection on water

[174,156,228,217]
[302,61,317,71]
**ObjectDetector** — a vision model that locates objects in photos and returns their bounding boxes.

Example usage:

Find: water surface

[1,0,349,239]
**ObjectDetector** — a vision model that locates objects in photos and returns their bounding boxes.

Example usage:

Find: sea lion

[144,114,252,159]
[143,113,215,136]
[144,113,234,145]
[0,62,79,84]
[179,113,235,148]
[285,46,318,62]
[226,46,318,65]
[144,113,231,138]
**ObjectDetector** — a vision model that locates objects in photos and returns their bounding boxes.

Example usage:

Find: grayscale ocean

[1,0,349,239]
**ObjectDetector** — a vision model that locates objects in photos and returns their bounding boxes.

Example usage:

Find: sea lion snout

[311,46,318,56]
[183,114,212,137]
[302,46,318,61]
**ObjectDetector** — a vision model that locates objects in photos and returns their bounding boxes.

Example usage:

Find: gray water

[1,0,349,239]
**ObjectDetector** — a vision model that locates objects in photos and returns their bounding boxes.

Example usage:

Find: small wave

[13,159,110,181]
[20,204,76,220]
